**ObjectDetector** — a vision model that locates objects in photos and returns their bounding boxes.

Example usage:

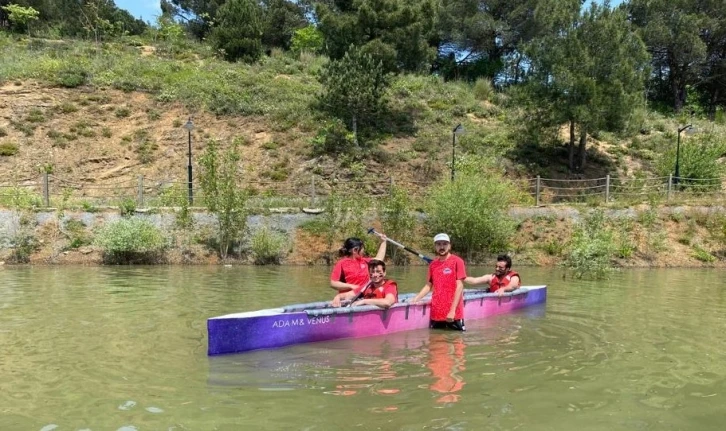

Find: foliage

[315,0,437,73]
[2,4,40,35]
[378,185,418,265]
[0,187,42,209]
[424,171,519,259]
[525,3,650,172]
[564,210,617,279]
[261,0,308,50]
[211,0,264,63]
[655,131,726,191]
[310,119,356,156]
[0,142,19,156]
[198,140,248,259]
[118,198,136,217]
[291,25,324,54]
[94,217,167,264]
[63,218,91,249]
[692,246,716,263]
[318,46,389,147]
[298,191,372,264]
[249,225,288,264]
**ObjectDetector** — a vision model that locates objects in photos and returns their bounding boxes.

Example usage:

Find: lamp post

[183,118,194,205]
[674,124,692,186]
[451,123,464,181]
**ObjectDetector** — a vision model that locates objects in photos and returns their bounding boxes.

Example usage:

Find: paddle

[346,280,374,307]
[367,228,433,263]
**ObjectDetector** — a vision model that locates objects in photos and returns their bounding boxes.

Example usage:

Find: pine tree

[211,0,264,62]
[318,46,390,148]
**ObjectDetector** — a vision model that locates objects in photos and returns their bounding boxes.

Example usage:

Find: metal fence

[0,173,724,209]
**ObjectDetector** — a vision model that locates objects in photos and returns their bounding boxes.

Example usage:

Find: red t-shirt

[330,256,371,288]
[427,254,467,321]
[489,271,520,292]
[354,279,398,302]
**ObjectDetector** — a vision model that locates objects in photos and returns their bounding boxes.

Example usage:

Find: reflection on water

[1,266,726,429]
[427,332,466,404]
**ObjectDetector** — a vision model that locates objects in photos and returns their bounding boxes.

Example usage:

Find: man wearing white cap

[411,233,467,331]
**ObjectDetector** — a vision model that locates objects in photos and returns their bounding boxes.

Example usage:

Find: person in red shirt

[411,233,467,331]
[330,235,387,293]
[465,254,521,296]
[331,259,398,309]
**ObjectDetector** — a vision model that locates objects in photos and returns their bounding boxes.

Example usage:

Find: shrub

[118,198,136,216]
[424,172,518,259]
[250,225,288,264]
[692,246,716,263]
[0,127,7,137]
[199,140,248,259]
[94,218,167,264]
[56,66,88,88]
[63,219,90,249]
[473,78,494,102]
[378,185,417,264]
[115,107,131,118]
[565,210,617,279]
[0,142,19,156]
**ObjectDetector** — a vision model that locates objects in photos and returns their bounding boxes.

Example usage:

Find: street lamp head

[453,123,464,135]
[183,118,194,131]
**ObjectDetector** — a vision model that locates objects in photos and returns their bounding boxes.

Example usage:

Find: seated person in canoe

[330,235,387,293]
[331,259,398,309]
[465,254,521,296]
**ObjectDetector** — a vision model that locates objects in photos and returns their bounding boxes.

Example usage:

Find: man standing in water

[411,233,467,331]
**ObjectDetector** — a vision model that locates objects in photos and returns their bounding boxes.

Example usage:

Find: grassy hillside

[0,33,724,205]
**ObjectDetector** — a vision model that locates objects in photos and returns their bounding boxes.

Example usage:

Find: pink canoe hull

[207,285,547,355]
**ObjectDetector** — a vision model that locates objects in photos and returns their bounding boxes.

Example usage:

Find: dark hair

[339,237,364,257]
[497,254,512,269]
[368,259,386,271]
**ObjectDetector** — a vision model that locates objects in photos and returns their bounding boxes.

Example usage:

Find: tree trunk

[351,115,359,148]
[578,127,587,172]
[709,88,719,121]
[568,120,576,173]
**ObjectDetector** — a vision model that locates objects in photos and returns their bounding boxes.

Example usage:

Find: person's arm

[464,274,492,285]
[446,279,464,322]
[495,275,521,295]
[354,293,396,309]
[411,282,432,304]
[331,290,356,307]
[373,234,387,261]
[330,280,357,292]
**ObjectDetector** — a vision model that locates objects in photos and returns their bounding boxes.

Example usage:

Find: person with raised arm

[329,235,387,293]
[465,254,521,296]
[331,259,398,309]
[411,233,467,331]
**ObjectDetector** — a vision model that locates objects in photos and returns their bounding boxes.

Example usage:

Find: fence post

[605,174,610,203]
[535,175,541,207]
[137,175,144,208]
[42,173,50,207]
[311,175,316,207]
[667,174,672,201]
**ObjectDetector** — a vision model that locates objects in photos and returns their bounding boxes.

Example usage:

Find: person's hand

[353,299,366,307]
[379,233,388,242]
[497,289,505,297]
[446,311,455,322]
[332,296,342,308]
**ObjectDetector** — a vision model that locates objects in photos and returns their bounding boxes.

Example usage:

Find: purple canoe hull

[207,285,547,355]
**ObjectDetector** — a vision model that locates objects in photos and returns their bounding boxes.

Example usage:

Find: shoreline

[1,205,725,269]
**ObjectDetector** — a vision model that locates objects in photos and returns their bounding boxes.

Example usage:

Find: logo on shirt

[443,268,452,275]
[360,264,366,269]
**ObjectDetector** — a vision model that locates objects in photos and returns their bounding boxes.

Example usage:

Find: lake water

[1,265,725,430]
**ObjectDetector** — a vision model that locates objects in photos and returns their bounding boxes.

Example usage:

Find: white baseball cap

[433,233,450,243]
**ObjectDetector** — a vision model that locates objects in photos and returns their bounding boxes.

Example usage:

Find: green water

[1,266,725,430]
